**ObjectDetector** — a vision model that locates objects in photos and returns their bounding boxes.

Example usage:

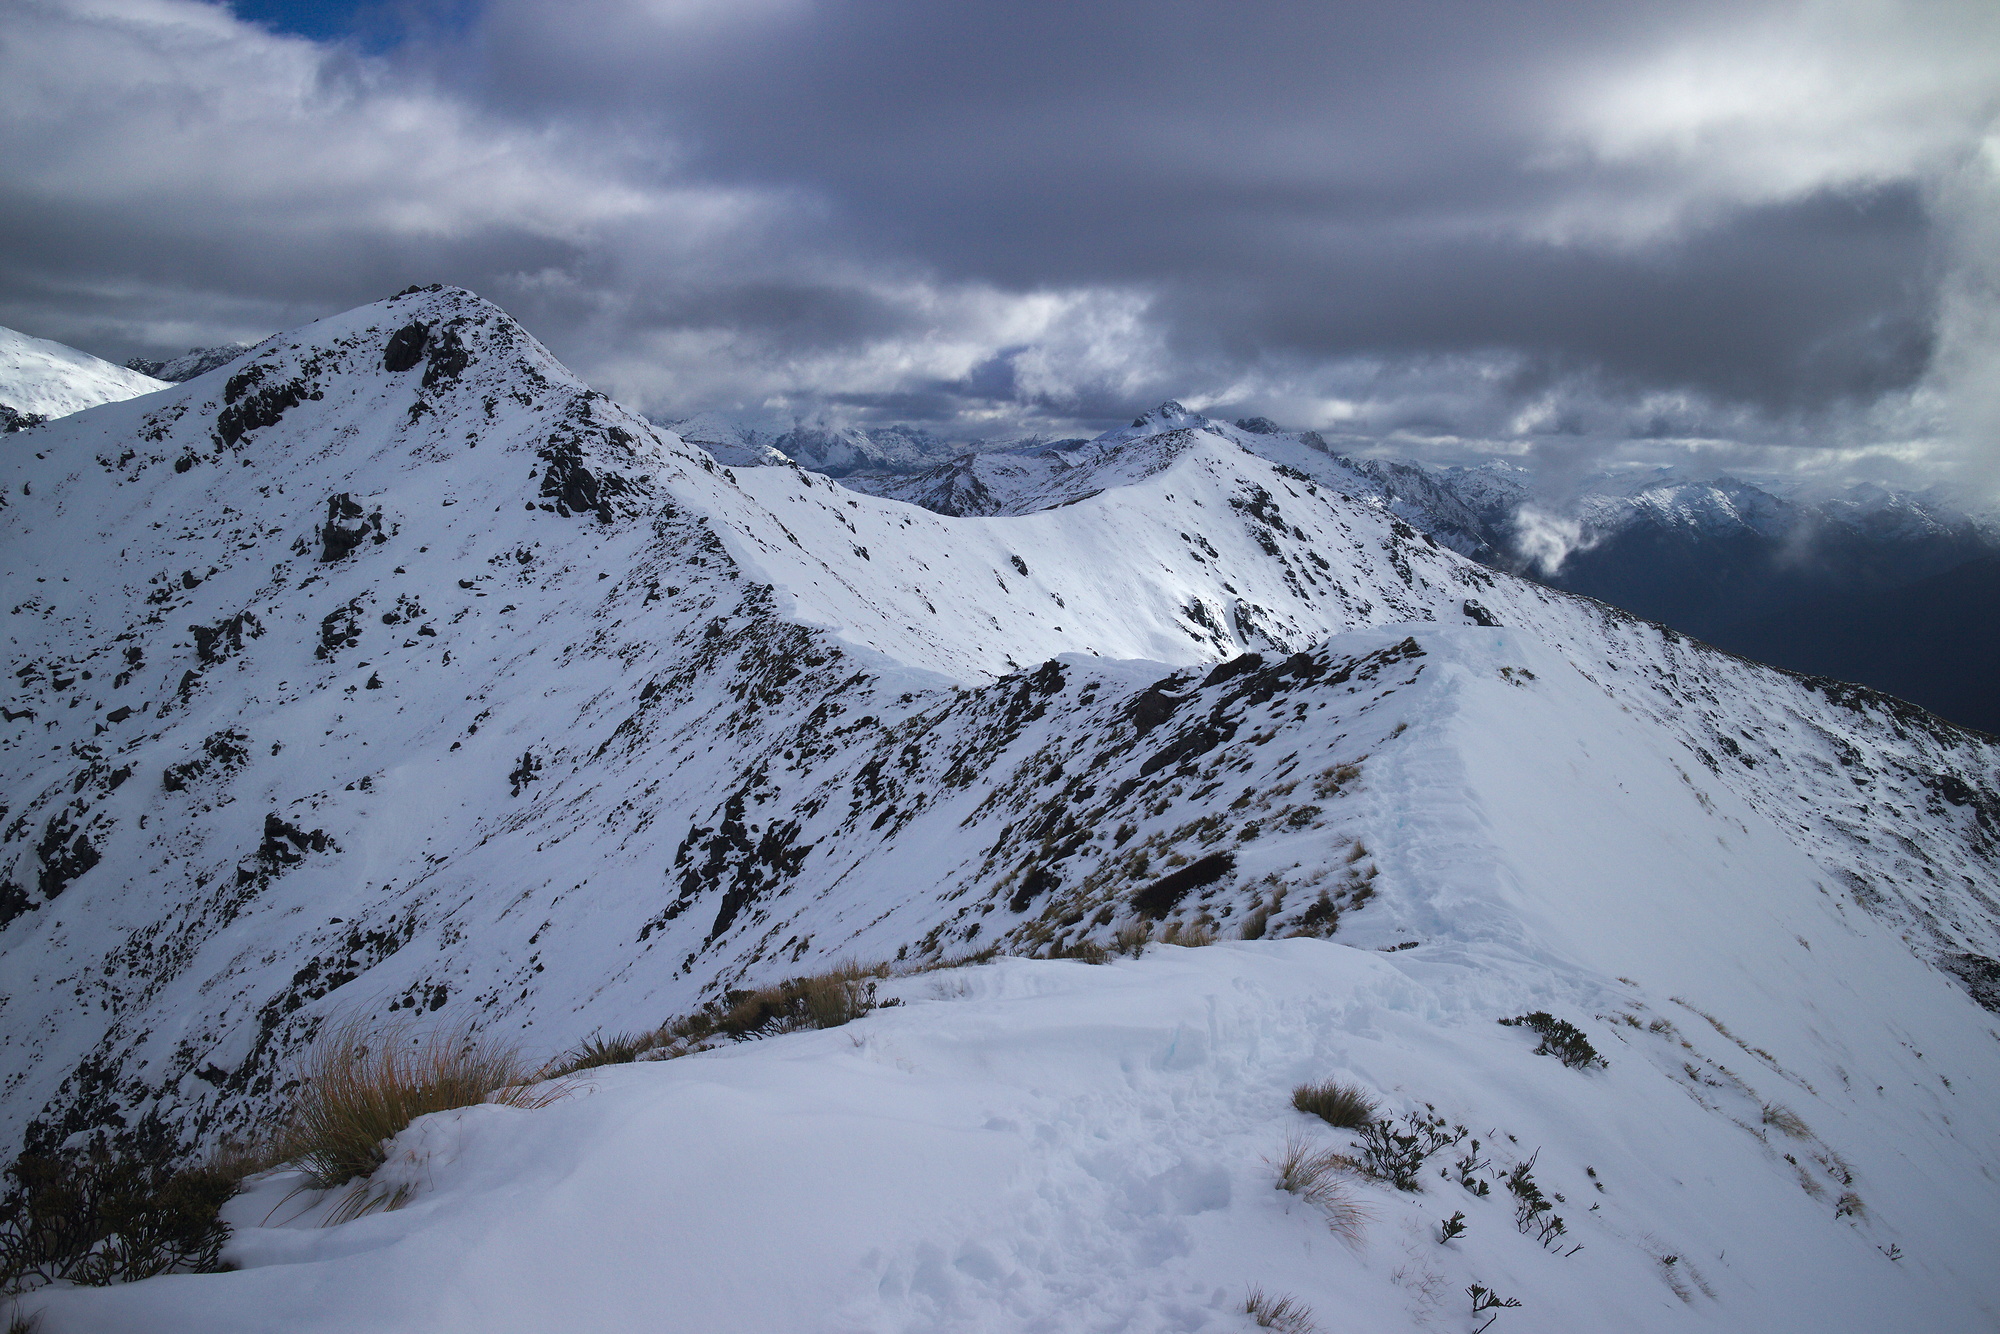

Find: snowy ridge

[4,288,2000,1331]
[0,325,168,422]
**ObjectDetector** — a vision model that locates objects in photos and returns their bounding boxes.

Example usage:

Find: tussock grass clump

[1271,1130,1365,1240]
[702,960,888,1039]
[1761,1103,1811,1139]
[1292,1079,1377,1129]
[1239,903,1270,940]
[548,961,895,1079]
[1161,919,1216,948]
[548,1031,655,1075]
[1244,1286,1318,1332]
[280,1019,558,1195]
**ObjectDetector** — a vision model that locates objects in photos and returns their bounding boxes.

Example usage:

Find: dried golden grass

[542,960,892,1080]
[1244,1285,1318,1332]
[1113,920,1154,957]
[1272,1129,1367,1242]
[1291,1078,1377,1129]
[278,1018,560,1196]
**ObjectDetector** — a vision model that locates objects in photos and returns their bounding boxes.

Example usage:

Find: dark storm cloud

[455,0,1955,416]
[1,0,1995,476]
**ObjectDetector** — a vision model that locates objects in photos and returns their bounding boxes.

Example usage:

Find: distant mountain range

[774,403,2000,733]
[124,343,257,383]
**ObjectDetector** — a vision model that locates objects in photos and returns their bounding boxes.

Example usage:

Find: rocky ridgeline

[0,286,1995,1167]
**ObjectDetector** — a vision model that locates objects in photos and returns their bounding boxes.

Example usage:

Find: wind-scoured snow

[3,288,1999,1331]
[0,326,169,422]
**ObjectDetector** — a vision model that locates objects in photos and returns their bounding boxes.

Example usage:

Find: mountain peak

[1129,399,1201,429]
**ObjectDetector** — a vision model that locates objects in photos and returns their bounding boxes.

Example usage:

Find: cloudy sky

[3,0,1997,491]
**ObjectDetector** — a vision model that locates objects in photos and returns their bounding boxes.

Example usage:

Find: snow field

[0,325,168,422]
[25,936,1998,1333]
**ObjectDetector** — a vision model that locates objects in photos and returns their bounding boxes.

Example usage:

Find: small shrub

[1355,1108,1463,1191]
[1438,1210,1467,1243]
[1046,939,1109,965]
[1291,1079,1376,1129]
[279,1018,559,1196]
[0,1129,253,1293]
[1271,1131,1365,1240]
[1113,920,1154,957]
[1504,1151,1576,1253]
[1498,1012,1605,1070]
[1244,1286,1318,1332]
[1467,1284,1522,1331]
[1451,1139,1492,1195]
[1288,890,1338,937]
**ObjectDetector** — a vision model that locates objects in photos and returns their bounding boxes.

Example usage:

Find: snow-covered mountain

[842,406,2000,731]
[7,288,2000,1331]
[0,325,168,426]
[125,344,257,384]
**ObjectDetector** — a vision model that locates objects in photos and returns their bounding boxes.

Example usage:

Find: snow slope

[3,287,1999,1330]
[0,326,168,422]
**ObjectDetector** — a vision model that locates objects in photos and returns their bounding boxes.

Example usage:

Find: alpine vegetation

[0,288,1996,1331]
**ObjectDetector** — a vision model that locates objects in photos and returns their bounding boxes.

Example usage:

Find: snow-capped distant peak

[0,324,168,422]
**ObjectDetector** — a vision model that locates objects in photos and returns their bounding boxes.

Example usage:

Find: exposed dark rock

[420,328,470,389]
[257,813,331,867]
[0,405,48,434]
[163,729,251,792]
[316,597,366,659]
[216,364,319,447]
[1463,600,1499,627]
[35,810,100,900]
[538,434,635,521]
[1009,864,1059,914]
[382,323,429,373]
[319,494,383,562]
[1938,953,2000,1013]
[0,880,30,930]
[189,612,263,666]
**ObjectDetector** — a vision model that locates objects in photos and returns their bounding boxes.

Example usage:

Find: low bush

[280,1018,559,1196]
[1503,1151,1573,1252]
[1112,920,1154,958]
[1291,1079,1376,1129]
[0,1129,251,1294]
[1354,1108,1464,1192]
[1288,890,1339,937]
[1497,1012,1605,1070]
